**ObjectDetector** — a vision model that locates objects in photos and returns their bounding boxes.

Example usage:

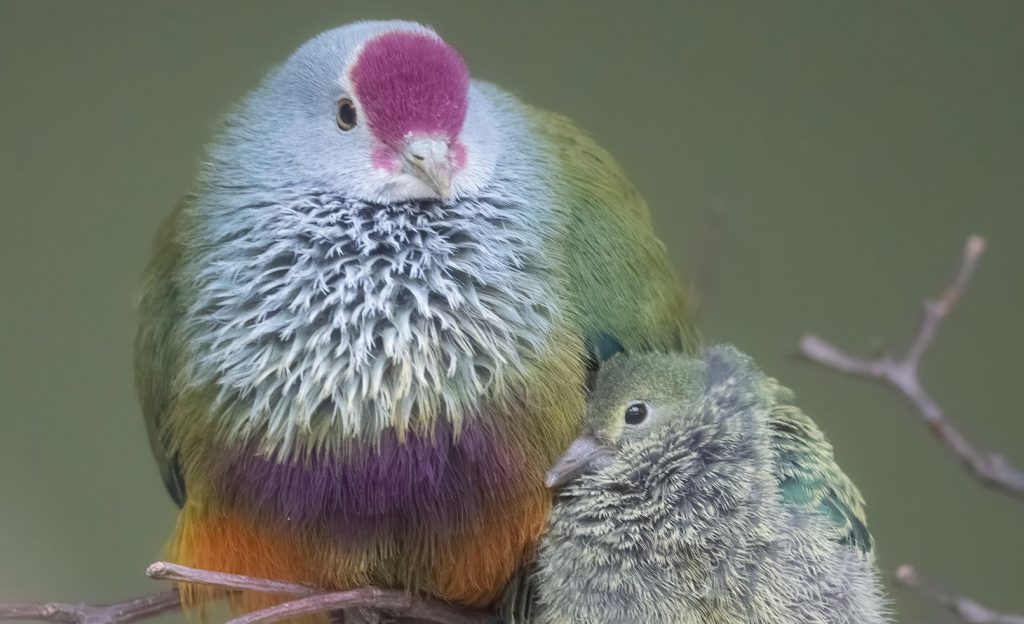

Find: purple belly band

[212,419,531,537]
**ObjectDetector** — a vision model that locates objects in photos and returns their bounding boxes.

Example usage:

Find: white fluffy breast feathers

[177,189,565,450]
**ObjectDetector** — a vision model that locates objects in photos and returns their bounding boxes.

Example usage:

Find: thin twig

[225,588,492,624]
[146,562,318,597]
[895,565,1024,624]
[1,562,493,624]
[799,235,1024,621]
[150,562,492,624]
[0,590,181,624]
[799,235,1024,499]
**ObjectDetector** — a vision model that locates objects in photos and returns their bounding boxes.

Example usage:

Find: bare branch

[146,562,317,597]
[225,588,492,624]
[799,235,1024,621]
[1,562,493,624]
[150,562,492,624]
[799,235,1024,498]
[0,590,180,624]
[895,565,1024,624]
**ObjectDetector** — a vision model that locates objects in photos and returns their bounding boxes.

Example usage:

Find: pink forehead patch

[350,31,470,146]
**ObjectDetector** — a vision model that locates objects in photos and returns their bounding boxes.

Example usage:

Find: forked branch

[799,235,1024,498]
[798,235,1023,622]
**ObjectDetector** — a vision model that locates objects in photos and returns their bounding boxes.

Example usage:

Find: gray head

[535,347,780,622]
[546,346,770,491]
[210,20,500,203]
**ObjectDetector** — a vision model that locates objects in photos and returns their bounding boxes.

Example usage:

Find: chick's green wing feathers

[530,110,699,359]
[766,379,874,556]
[134,202,188,506]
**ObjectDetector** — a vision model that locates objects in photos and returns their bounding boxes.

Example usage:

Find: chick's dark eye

[624,402,649,425]
[336,98,357,130]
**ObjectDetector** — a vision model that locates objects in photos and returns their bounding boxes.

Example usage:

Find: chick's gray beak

[545,435,609,489]
[402,137,454,199]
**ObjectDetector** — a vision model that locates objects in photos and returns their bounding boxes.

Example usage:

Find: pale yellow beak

[402,137,454,199]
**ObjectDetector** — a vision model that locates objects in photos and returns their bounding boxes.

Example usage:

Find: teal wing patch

[590,332,625,362]
[584,332,625,392]
[768,381,873,556]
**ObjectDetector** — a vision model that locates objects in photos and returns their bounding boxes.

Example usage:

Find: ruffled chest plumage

[177,189,565,451]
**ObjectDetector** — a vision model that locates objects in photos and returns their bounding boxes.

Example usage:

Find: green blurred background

[1,2,1021,622]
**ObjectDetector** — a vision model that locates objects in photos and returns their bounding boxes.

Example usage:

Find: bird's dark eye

[336,98,357,130]
[624,402,649,425]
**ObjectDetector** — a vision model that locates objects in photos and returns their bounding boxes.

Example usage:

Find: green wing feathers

[134,202,188,506]
[531,110,699,358]
[767,380,874,556]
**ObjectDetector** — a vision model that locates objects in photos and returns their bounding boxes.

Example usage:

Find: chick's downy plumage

[136,20,695,613]
[533,346,888,624]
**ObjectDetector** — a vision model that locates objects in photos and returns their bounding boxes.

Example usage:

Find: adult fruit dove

[135,19,696,614]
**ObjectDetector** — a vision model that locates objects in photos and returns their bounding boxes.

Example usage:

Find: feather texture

[135,20,696,611]
[532,346,888,623]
